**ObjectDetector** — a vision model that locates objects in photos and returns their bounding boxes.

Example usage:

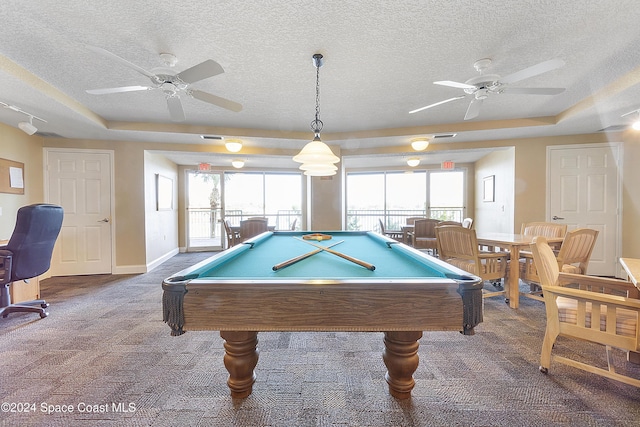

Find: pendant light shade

[293,137,340,164]
[293,53,340,175]
[300,163,338,176]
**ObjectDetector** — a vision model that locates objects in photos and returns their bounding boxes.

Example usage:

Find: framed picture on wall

[156,174,173,210]
[483,175,495,202]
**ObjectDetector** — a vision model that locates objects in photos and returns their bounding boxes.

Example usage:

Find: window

[346,169,465,231]
[224,172,302,230]
[429,170,464,221]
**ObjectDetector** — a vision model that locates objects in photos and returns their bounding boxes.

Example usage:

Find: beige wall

[622,133,640,257]
[0,125,44,239]
[475,148,515,233]
[144,151,179,268]
[1,122,638,274]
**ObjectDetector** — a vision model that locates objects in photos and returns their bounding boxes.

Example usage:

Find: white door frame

[546,142,623,277]
[43,147,116,275]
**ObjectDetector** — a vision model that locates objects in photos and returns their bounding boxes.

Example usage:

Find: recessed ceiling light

[407,158,420,167]
[225,139,243,152]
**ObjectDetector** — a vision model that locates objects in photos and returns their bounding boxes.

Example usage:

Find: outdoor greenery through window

[346,170,465,232]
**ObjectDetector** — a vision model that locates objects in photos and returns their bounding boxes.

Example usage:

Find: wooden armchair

[378,219,402,241]
[530,236,640,387]
[436,225,509,299]
[411,218,441,254]
[521,228,598,300]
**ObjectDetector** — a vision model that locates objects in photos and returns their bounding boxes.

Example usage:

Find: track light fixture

[0,101,46,135]
[18,116,38,135]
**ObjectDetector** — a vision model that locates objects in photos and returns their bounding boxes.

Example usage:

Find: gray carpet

[1,252,639,427]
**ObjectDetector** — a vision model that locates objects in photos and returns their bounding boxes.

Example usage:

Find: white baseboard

[145,247,180,272]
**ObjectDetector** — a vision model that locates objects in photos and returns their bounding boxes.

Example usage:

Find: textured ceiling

[1,1,640,168]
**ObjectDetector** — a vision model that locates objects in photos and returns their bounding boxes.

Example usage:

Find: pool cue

[272,240,344,271]
[294,237,376,271]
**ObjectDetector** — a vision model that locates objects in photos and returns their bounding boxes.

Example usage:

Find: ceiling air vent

[433,133,457,139]
[35,132,64,138]
[598,125,627,132]
[200,135,224,140]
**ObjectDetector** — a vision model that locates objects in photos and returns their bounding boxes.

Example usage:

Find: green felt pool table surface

[175,230,473,281]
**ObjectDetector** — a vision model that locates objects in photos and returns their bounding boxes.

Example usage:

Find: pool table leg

[382,331,422,399]
[220,331,259,399]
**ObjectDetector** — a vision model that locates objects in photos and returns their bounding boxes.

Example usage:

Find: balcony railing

[189,209,302,240]
[346,208,464,232]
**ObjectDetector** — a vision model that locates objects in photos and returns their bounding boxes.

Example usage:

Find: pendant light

[293,54,340,175]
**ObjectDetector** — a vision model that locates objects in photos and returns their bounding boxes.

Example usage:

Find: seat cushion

[556,297,638,337]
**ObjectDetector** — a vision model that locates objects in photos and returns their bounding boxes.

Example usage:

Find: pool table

[162,230,483,399]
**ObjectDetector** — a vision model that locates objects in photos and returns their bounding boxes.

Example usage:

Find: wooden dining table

[620,257,640,296]
[475,232,564,309]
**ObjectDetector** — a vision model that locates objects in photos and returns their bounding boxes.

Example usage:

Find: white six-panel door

[45,149,113,276]
[547,143,621,277]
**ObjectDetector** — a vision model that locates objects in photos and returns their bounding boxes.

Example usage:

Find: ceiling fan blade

[464,98,483,120]
[500,58,565,85]
[434,80,476,90]
[409,96,466,114]
[502,87,566,95]
[190,90,243,112]
[86,85,152,95]
[166,96,185,122]
[86,45,156,79]
[177,59,225,84]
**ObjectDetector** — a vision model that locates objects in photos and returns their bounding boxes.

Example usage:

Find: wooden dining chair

[530,236,640,387]
[518,221,568,293]
[223,220,240,248]
[411,219,441,254]
[405,216,424,225]
[239,218,269,242]
[436,225,509,299]
[521,228,598,300]
[378,219,402,241]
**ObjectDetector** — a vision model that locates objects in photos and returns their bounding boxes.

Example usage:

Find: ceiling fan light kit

[410,57,566,120]
[293,53,340,176]
[85,45,242,122]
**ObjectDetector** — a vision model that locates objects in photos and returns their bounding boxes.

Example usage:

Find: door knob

[98,218,110,223]
[552,215,564,220]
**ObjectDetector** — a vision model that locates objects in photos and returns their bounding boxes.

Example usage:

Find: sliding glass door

[186,171,223,251]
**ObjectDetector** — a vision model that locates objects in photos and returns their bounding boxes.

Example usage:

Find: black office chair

[0,204,64,319]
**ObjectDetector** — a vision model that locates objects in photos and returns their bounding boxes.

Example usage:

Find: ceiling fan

[85,46,242,122]
[409,58,566,120]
